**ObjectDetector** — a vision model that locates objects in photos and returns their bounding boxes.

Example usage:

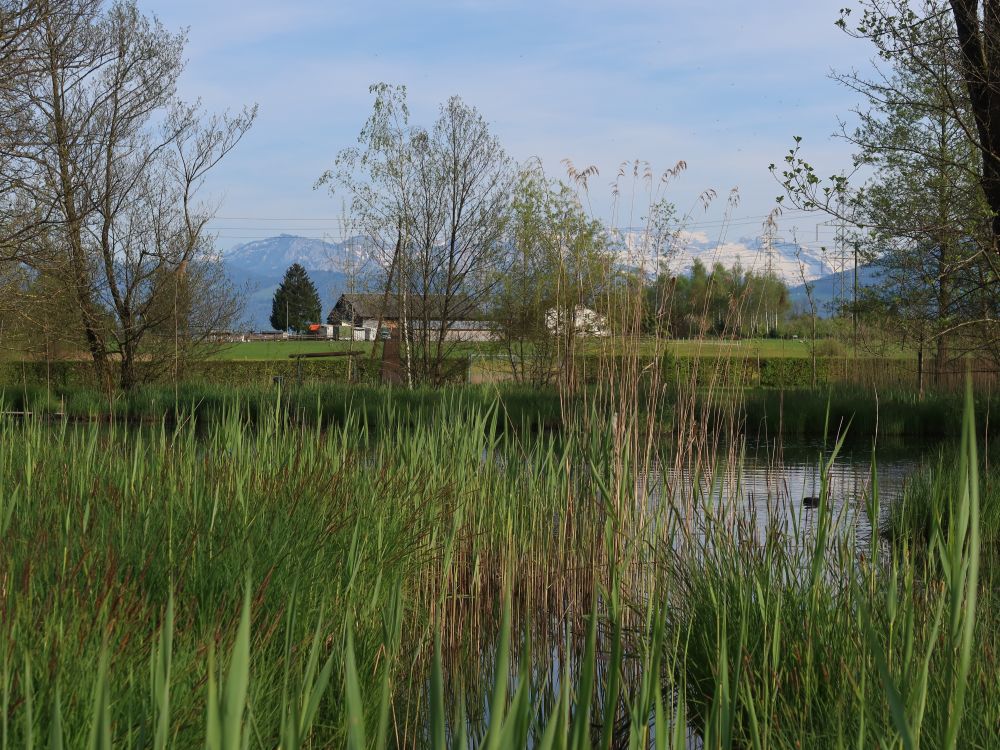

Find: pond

[644,435,941,553]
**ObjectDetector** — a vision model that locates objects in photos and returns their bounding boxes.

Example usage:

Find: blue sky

[136,0,875,252]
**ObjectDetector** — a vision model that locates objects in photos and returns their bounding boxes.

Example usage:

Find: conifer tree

[270,264,322,333]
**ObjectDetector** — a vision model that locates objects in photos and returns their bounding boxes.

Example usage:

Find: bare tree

[7,0,254,389]
[320,83,416,382]
[0,0,48,258]
[408,96,514,385]
[323,86,515,387]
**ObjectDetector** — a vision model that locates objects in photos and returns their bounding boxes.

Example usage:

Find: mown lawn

[206,337,916,362]
[208,339,374,360]
[1,336,913,364]
[662,338,914,358]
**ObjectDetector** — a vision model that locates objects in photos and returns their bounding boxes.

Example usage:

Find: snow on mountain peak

[612,228,839,284]
[223,234,366,274]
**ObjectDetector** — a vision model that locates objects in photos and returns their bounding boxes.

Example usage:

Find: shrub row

[0,354,983,392]
[0,357,429,389]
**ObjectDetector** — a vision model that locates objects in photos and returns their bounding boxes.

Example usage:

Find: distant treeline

[642,259,790,338]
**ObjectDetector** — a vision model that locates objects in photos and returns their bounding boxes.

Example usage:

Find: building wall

[361,318,399,330]
[442,328,496,342]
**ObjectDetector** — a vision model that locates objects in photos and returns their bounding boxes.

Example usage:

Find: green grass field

[666,338,815,358]
[209,337,913,362]
[2,336,916,365]
[208,339,374,360]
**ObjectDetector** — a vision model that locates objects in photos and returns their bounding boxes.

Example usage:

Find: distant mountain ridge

[223,233,875,328]
[615,229,837,284]
[223,234,366,274]
[223,235,361,329]
[788,265,882,316]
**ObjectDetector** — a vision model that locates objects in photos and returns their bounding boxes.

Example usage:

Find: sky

[135,0,876,254]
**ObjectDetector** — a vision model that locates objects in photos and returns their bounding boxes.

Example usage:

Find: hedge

[0,358,380,389]
[0,356,475,390]
[0,353,980,392]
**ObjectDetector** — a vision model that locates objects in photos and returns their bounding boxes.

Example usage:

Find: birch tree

[323,86,515,386]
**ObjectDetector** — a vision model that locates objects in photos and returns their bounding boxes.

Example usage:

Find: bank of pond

[0,384,996,747]
[0,380,996,439]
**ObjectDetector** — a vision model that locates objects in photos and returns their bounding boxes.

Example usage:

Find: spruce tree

[270,264,322,332]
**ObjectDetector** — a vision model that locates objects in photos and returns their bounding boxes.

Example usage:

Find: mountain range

[788,264,883,316]
[223,235,357,329]
[223,233,874,328]
[615,229,836,281]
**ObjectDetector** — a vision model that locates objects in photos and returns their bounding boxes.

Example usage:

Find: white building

[545,305,610,337]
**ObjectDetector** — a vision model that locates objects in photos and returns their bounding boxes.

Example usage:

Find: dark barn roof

[331,293,487,322]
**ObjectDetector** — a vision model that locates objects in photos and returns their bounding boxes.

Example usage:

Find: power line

[206,209,818,229]
[210,216,344,222]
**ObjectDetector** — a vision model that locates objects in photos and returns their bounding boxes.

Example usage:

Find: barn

[327,293,495,342]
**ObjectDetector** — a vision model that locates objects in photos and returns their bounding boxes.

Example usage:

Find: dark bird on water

[803,496,821,509]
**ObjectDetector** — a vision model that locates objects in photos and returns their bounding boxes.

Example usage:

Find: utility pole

[853,240,859,356]
[761,218,779,336]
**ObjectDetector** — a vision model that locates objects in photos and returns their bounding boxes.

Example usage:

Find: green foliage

[739,385,997,438]
[269,264,322,333]
[493,164,613,386]
[0,383,995,746]
[645,259,790,338]
[776,4,998,365]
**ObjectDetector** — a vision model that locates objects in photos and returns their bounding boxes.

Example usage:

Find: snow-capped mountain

[224,231,858,329]
[223,234,366,275]
[613,229,838,285]
[223,235,365,329]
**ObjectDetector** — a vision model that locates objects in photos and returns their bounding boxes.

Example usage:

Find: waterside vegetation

[0,385,995,747]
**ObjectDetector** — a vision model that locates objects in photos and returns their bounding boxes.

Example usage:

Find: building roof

[332,293,487,321]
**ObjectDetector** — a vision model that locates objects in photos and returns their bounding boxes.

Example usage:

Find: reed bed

[4,379,997,442]
[0,380,994,748]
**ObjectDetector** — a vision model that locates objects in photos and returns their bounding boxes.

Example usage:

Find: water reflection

[642,436,937,555]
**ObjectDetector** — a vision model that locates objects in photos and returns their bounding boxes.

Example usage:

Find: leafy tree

[645,259,790,339]
[493,164,611,386]
[949,0,1000,248]
[774,1,999,373]
[839,2,987,382]
[822,1,1000,251]
[270,264,322,333]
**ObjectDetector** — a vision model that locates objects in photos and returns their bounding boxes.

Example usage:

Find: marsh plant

[0,377,994,748]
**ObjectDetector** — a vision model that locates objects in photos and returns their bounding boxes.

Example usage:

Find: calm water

[637,435,942,558]
[476,435,944,746]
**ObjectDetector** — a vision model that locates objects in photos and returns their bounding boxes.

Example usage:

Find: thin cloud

[135,0,874,248]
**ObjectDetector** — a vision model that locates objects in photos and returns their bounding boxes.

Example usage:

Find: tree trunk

[950,0,1000,251]
[119,342,137,392]
[371,230,402,365]
[811,312,817,388]
[935,333,949,387]
[45,23,111,390]
[917,340,925,400]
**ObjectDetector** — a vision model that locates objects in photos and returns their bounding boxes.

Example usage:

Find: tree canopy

[270,264,322,333]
